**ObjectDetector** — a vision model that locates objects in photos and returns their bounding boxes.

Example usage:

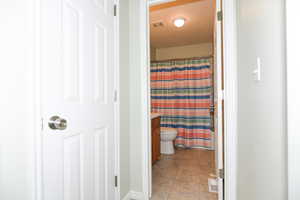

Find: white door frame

[286,2,300,200]
[114,0,121,199]
[140,0,238,199]
[214,0,224,199]
[33,0,121,199]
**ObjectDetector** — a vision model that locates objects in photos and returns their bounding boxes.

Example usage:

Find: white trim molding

[222,0,238,200]
[114,0,121,199]
[141,0,152,199]
[122,191,147,200]
[130,191,148,200]
[148,0,175,6]
[121,192,132,200]
[286,1,300,200]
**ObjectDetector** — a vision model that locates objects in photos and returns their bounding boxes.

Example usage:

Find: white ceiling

[150,0,215,48]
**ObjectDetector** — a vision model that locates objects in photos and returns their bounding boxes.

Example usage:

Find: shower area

[151,57,214,150]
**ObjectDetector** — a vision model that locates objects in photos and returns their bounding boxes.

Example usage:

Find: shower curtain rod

[151,55,214,63]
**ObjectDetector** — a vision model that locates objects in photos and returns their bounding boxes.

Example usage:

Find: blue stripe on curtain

[151,86,212,90]
[151,95,211,100]
[151,78,210,82]
[161,124,211,130]
[151,65,210,72]
[152,107,209,110]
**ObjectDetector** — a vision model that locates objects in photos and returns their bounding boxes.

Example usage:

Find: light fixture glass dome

[173,18,185,28]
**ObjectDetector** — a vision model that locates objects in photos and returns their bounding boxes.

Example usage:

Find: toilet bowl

[160,127,178,155]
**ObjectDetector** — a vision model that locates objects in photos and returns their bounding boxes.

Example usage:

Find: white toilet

[160,127,178,155]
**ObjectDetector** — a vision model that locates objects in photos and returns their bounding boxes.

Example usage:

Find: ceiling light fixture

[173,18,185,28]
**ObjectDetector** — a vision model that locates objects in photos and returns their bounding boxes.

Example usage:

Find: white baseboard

[122,191,132,200]
[130,191,147,200]
[122,191,147,200]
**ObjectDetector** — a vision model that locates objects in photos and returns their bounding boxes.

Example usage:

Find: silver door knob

[48,116,67,130]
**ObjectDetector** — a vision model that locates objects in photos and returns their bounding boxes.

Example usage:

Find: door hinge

[114,90,118,102]
[41,118,44,131]
[218,169,224,179]
[114,4,117,16]
[115,175,118,187]
[217,10,223,21]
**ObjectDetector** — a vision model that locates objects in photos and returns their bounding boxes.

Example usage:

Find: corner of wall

[119,0,131,198]
[128,0,144,194]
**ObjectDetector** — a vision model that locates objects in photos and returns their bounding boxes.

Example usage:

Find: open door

[214,0,224,199]
[39,0,118,199]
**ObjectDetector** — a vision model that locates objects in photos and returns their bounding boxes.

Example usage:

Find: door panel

[95,24,108,103]
[94,128,108,200]
[63,1,81,102]
[63,135,81,200]
[40,0,116,199]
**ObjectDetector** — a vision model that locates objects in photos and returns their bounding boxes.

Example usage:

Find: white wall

[155,43,213,60]
[0,1,35,200]
[119,0,131,198]
[237,0,287,199]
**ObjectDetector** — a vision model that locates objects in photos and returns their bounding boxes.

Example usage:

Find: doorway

[148,0,223,199]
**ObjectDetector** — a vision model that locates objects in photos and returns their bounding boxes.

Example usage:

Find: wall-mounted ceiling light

[173,18,185,28]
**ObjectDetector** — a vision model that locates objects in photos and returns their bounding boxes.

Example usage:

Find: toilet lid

[160,127,177,134]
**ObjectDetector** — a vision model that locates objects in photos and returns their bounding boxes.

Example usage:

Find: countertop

[151,113,161,119]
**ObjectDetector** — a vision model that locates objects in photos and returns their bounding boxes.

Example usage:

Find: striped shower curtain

[151,57,213,149]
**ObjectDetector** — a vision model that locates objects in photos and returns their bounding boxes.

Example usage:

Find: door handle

[48,116,67,130]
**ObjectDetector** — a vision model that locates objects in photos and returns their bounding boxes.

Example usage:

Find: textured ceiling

[150,0,215,48]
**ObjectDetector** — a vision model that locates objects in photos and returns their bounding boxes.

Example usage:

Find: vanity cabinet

[151,116,161,164]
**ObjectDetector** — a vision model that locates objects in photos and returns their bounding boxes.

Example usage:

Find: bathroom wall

[119,0,131,198]
[237,0,287,199]
[0,1,36,200]
[155,42,213,60]
[150,46,156,61]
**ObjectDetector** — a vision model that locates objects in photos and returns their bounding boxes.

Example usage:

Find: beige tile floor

[151,148,218,200]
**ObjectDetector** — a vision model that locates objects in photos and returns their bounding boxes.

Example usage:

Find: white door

[40,0,117,199]
[214,0,224,199]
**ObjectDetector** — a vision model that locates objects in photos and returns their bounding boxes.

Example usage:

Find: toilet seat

[160,127,177,135]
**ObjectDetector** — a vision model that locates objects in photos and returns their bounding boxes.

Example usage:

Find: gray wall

[129,0,144,193]
[119,0,131,198]
[119,0,144,196]
[237,0,287,199]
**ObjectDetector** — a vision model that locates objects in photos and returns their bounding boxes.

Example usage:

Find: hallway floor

[151,148,218,200]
